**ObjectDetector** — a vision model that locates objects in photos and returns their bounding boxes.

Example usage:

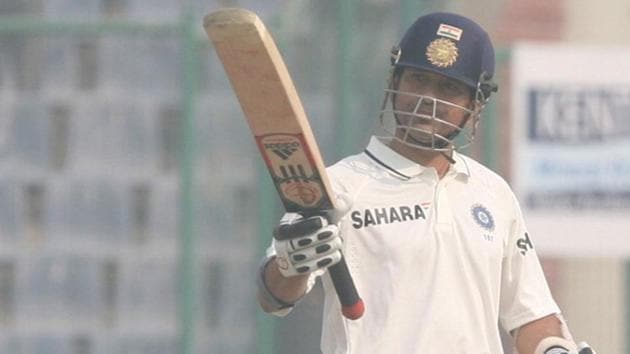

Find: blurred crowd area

[0,1,628,354]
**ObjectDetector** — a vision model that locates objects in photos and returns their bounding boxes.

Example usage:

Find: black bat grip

[328,256,364,320]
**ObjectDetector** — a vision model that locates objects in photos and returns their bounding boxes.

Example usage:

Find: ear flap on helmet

[478,71,498,100]
[390,46,401,65]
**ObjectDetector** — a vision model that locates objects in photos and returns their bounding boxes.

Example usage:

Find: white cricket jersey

[270,137,560,354]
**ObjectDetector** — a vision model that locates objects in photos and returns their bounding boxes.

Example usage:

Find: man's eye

[442,83,463,94]
[407,74,423,83]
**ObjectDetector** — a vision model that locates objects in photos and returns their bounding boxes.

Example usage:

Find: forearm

[257,256,310,313]
[514,314,573,354]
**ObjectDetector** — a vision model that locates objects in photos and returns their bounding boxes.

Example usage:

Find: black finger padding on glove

[273,215,327,241]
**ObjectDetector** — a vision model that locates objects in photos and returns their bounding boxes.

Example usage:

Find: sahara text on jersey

[350,204,427,229]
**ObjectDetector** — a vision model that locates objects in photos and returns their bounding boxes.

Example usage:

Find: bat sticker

[256,133,332,211]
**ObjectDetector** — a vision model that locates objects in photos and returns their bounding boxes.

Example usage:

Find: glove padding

[273,215,343,277]
[536,337,597,354]
[577,342,596,354]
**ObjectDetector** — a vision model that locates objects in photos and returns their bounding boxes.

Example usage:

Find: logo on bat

[256,133,328,209]
[264,141,299,160]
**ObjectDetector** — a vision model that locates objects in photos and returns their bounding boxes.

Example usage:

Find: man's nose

[415,95,436,112]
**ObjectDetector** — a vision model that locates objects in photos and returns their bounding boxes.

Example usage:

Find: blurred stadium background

[0,0,628,353]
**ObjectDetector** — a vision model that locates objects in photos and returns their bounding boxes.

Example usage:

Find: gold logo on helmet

[426,38,458,68]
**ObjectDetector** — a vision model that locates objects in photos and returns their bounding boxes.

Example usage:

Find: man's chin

[397,128,433,142]
[395,129,450,149]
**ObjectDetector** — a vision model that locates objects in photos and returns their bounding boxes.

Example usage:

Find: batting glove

[578,342,596,354]
[273,214,343,277]
[535,337,597,354]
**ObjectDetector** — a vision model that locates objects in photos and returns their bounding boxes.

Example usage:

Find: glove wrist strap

[257,256,295,311]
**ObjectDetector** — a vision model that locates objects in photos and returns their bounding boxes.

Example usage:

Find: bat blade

[204,8,332,214]
[204,8,364,320]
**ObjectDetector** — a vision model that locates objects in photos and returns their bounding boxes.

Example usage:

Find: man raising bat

[207,8,596,354]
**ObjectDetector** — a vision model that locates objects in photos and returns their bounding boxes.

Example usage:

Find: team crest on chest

[471,204,495,232]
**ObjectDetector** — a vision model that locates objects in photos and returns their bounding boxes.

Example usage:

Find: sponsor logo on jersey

[517,232,534,255]
[471,204,495,232]
[350,204,426,229]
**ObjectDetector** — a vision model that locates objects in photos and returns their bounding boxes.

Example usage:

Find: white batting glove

[578,342,596,354]
[535,337,596,354]
[273,214,343,277]
[534,337,576,354]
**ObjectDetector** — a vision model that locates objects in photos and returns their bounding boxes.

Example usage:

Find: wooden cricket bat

[204,8,364,320]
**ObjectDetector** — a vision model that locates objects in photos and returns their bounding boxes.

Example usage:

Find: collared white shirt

[270,136,559,354]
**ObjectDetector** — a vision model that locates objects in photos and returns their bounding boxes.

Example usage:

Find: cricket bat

[204,8,364,320]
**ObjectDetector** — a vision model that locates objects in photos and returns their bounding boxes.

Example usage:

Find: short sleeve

[499,192,560,332]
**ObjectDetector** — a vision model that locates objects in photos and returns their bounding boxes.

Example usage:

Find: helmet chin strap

[440,151,456,164]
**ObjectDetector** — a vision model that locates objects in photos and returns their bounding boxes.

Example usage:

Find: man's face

[392,68,474,146]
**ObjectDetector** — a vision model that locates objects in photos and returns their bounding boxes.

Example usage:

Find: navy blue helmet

[391,12,497,97]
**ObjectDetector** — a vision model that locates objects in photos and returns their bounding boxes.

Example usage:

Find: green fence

[0,1,510,354]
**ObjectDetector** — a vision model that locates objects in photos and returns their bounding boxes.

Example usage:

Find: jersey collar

[364,136,471,179]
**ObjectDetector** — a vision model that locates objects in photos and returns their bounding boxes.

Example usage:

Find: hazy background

[0,0,628,353]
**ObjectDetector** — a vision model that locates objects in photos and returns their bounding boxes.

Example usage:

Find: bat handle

[329,256,364,320]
